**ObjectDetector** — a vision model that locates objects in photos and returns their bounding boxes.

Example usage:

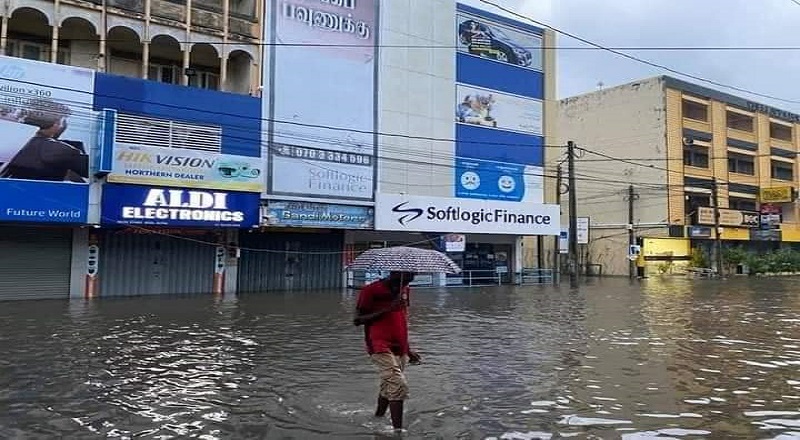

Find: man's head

[387,271,415,287]
[24,98,70,139]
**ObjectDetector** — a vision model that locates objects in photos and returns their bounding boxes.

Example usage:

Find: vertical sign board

[454,4,545,204]
[266,0,379,201]
[577,217,589,244]
[0,55,95,223]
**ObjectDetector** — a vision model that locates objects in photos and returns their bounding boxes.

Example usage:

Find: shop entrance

[447,242,513,285]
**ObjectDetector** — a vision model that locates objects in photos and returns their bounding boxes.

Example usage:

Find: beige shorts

[371,352,409,401]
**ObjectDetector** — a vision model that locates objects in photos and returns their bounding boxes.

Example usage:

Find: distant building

[560,76,799,276]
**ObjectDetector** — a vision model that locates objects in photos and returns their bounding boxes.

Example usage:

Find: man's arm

[353,284,403,326]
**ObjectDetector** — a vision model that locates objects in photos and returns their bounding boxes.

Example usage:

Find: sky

[460,0,800,113]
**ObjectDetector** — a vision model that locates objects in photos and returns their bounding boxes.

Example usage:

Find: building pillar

[69,228,99,299]
[221,0,230,91]
[220,53,228,91]
[50,25,59,63]
[182,0,192,86]
[142,41,150,79]
[98,4,107,72]
[1,15,8,55]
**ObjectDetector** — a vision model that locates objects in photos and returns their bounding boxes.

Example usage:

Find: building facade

[255,1,560,290]
[560,75,800,276]
[2,0,262,94]
[0,0,561,300]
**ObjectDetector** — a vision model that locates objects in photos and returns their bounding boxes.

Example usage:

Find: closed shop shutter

[239,231,343,292]
[0,227,72,301]
[99,232,217,297]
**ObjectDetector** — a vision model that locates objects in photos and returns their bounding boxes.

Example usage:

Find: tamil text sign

[759,186,794,204]
[697,207,759,228]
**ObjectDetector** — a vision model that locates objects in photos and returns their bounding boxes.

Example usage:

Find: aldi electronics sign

[101,184,260,228]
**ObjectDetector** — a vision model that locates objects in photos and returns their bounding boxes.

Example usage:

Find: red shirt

[356,280,410,356]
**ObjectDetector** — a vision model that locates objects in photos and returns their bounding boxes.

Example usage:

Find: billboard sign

[107,143,264,192]
[266,0,378,201]
[454,4,545,204]
[375,193,559,235]
[101,184,260,228]
[262,200,374,229]
[456,9,543,71]
[0,56,95,223]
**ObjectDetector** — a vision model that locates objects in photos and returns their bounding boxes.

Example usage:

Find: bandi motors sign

[696,207,759,228]
[101,184,260,228]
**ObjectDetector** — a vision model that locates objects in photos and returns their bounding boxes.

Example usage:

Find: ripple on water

[0,278,799,438]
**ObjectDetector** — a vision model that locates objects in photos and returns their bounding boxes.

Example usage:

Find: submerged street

[1,277,799,439]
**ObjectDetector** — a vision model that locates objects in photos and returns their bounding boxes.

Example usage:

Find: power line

[33,39,800,50]
[477,0,800,105]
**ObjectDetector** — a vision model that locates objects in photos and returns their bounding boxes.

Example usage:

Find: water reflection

[0,278,798,438]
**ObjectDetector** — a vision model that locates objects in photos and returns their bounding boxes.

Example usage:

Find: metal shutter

[0,228,72,301]
[99,232,216,297]
[238,231,344,292]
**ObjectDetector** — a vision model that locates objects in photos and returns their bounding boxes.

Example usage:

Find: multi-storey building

[560,76,800,276]
[2,0,262,94]
[0,0,562,300]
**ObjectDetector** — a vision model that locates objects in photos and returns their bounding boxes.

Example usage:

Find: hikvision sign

[375,194,560,235]
[102,184,260,228]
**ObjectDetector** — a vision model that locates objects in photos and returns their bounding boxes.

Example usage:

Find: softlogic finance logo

[391,202,423,226]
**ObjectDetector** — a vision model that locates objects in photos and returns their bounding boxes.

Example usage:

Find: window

[727,110,754,132]
[729,197,757,211]
[685,194,710,222]
[115,113,223,152]
[682,99,708,122]
[230,0,256,17]
[148,63,179,84]
[5,40,69,65]
[728,153,755,175]
[770,122,793,142]
[684,145,710,168]
[771,160,794,181]
[188,71,220,90]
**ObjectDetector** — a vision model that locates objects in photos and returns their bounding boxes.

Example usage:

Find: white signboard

[577,217,589,244]
[375,193,559,235]
[266,0,378,200]
[109,143,264,192]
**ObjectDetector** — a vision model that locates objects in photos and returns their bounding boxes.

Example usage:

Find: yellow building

[0,0,262,94]
[559,76,799,276]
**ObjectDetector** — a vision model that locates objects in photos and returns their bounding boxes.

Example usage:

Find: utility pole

[567,141,578,287]
[553,164,562,284]
[711,178,723,277]
[627,185,638,279]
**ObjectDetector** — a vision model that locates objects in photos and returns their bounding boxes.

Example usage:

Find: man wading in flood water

[353,271,421,432]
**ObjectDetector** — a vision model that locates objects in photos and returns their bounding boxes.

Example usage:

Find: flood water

[1,277,799,439]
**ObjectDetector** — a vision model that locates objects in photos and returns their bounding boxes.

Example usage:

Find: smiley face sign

[460,171,481,190]
[497,175,516,193]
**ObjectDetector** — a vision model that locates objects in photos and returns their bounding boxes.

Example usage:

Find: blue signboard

[454,4,546,204]
[101,183,260,228]
[263,200,374,229]
[0,180,88,223]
